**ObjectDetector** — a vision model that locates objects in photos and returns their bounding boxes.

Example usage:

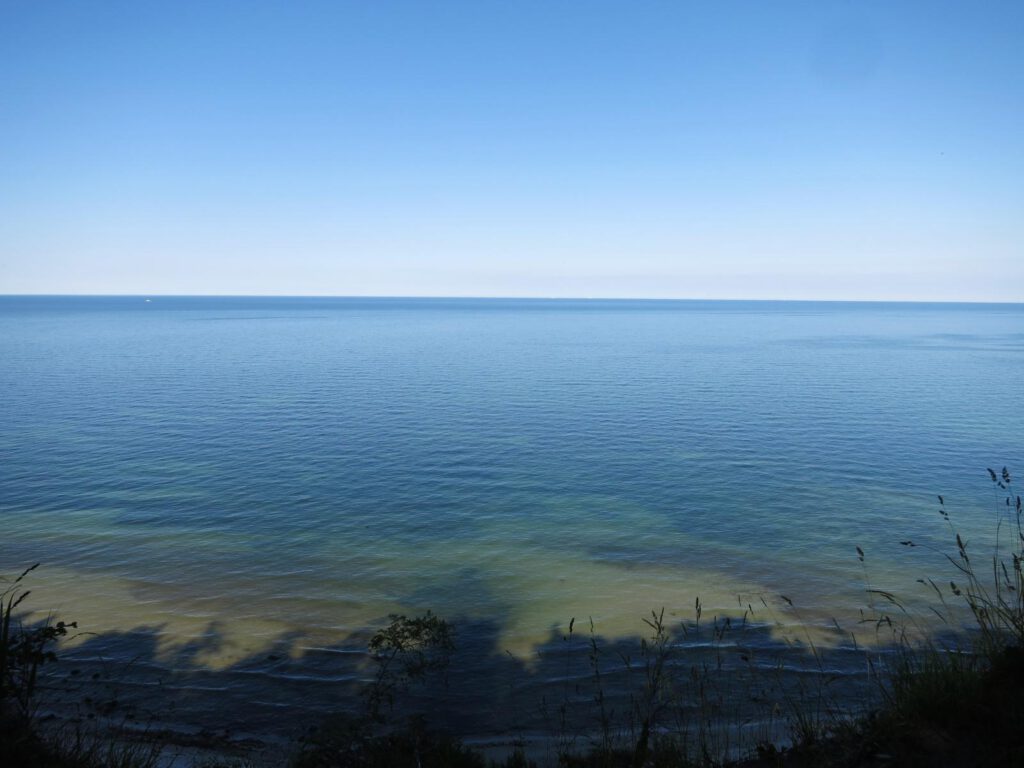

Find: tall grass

[847,467,1024,766]
[945,467,1023,651]
[1,563,77,719]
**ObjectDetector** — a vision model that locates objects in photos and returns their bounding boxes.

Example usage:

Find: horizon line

[1,293,1023,306]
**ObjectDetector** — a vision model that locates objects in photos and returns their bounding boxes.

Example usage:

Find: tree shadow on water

[25,600,889,763]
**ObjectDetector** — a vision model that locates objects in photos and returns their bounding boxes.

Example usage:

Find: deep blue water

[1,296,1022,739]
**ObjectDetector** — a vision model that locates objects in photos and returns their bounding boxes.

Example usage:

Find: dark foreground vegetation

[3,469,1022,767]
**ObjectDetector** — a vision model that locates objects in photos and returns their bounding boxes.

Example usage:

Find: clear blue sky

[1,1,1021,300]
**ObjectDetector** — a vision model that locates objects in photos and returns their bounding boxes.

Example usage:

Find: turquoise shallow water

[1,296,1022,739]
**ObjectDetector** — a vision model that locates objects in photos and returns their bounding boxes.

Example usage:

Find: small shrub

[364,611,455,721]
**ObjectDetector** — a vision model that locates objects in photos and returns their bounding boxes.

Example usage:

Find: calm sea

[1,296,1022,741]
